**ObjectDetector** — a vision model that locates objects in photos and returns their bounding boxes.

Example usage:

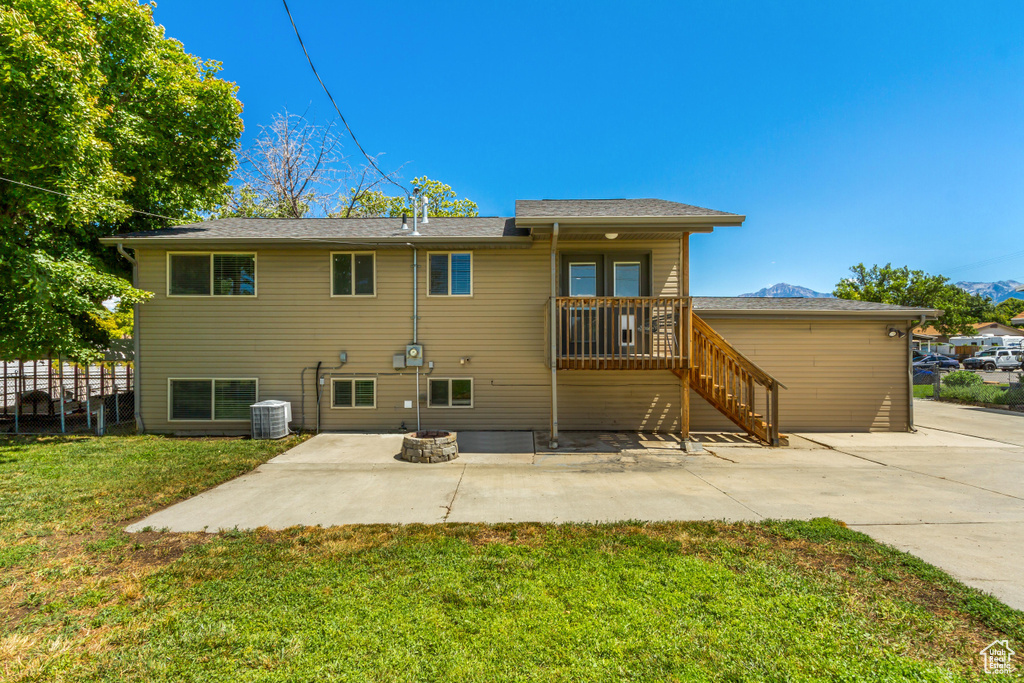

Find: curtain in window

[450,253,471,295]
[214,380,257,420]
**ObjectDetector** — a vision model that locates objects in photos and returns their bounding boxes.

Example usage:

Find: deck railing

[554,296,690,370]
[689,314,785,446]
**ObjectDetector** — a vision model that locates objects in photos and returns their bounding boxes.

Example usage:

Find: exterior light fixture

[887,327,906,339]
[605,232,618,240]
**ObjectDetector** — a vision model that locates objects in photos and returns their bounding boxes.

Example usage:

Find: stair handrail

[691,315,787,390]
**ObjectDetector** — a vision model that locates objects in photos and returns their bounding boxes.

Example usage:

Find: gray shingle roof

[105,216,527,241]
[515,199,737,218]
[694,297,939,315]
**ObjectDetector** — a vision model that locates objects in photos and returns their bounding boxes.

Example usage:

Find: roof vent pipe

[402,213,409,231]
[411,189,421,236]
[422,195,429,224]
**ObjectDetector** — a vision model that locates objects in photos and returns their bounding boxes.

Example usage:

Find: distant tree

[0,0,243,362]
[994,297,1024,326]
[833,263,993,336]
[213,109,401,220]
[339,176,478,218]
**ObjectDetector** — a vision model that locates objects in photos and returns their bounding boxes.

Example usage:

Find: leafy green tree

[0,0,243,362]
[994,297,1024,326]
[833,263,993,336]
[339,176,478,218]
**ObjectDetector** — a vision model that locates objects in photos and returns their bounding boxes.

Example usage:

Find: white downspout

[908,314,925,432]
[549,222,559,449]
[117,243,144,433]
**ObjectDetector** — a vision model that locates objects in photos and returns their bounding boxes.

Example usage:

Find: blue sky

[153,1,1024,296]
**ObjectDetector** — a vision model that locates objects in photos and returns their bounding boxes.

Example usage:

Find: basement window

[428,378,473,408]
[332,252,375,296]
[332,378,376,409]
[428,252,472,296]
[168,378,257,421]
[168,253,256,296]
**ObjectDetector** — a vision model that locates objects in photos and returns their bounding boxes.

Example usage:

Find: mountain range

[738,283,834,298]
[954,280,1022,304]
[739,280,1023,302]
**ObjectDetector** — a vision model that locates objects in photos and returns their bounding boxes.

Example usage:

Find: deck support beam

[679,234,691,444]
[549,222,559,449]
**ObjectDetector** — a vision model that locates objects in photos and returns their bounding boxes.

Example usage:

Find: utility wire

[0,175,176,220]
[281,0,408,195]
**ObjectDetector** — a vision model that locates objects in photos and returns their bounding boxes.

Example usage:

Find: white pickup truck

[963,347,1023,371]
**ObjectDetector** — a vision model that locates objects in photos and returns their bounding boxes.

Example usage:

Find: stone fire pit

[400,430,459,463]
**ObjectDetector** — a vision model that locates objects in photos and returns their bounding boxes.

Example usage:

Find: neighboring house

[101,199,938,444]
[915,321,1024,341]
[1013,315,1024,327]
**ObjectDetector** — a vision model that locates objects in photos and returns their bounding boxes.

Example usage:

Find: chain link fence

[1,360,134,435]
[916,364,1024,412]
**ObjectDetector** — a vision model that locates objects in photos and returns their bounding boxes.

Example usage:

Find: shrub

[942,370,983,388]
[941,385,1005,404]
[995,387,1024,406]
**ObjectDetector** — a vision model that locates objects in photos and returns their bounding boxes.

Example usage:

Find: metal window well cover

[251,400,291,439]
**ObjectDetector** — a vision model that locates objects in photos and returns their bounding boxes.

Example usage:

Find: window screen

[169,253,255,296]
[429,379,472,407]
[428,253,472,296]
[333,379,375,408]
[429,254,449,295]
[613,262,641,297]
[169,254,211,295]
[213,380,257,420]
[429,379,449,406]
[170,379,256,420]
[213,254,256,295]
[333,253,375,296]
[170,380,212,419]
[569,263,597,297]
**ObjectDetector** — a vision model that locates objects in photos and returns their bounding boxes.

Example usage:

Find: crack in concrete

[442,465,467,522]
[683,469,763,519]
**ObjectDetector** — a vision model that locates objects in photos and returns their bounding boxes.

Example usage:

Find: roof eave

[696,308,943,320]
[516,214,746,229]
[100,235,534,248]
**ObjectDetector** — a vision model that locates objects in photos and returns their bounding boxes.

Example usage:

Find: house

[100,198,938,445]
[915,321,1024,342]
[1013,315,1024,327]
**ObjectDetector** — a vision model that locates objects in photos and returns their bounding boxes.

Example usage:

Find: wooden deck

[554,296,690,370]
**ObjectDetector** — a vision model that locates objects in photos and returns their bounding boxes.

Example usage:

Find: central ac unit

[250,400,291,439]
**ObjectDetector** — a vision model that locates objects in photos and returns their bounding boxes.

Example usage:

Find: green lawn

[2,435,1022,681]
[913,384,934,398]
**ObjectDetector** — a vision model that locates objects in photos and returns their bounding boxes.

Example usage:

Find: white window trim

[612,261,642,297]
[425,251,474,297]
[166,377,259,422]
[427,377,474,409]
[330,377,377,409]
[568,261,598,298]
[330,251,377,298]
[166,252,258,298]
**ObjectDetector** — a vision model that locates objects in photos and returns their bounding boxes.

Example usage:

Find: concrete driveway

[128,401,1024,610]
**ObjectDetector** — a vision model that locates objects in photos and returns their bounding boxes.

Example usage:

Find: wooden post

[679,235,691,442]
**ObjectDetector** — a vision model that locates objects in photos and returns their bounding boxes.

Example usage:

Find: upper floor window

[428,252,472,296]
[168,253,256,297]
[332,252,375,296]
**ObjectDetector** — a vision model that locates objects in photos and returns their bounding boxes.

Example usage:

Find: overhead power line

[281,0,408,195]
[0,175,176,220]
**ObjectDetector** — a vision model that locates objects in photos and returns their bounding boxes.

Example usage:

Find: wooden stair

[674,314,786,446]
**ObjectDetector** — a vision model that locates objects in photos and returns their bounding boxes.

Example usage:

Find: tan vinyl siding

[688,318,909,432]
[134,239,907,435]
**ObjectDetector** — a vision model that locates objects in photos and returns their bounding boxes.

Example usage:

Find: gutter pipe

[549,222,559,449]
[116,243,144,433]
[908,315,925,432]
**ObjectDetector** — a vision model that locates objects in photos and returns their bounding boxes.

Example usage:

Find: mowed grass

[2,436,1022,681]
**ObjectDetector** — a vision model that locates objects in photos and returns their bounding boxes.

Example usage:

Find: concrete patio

[128,399,1024,610]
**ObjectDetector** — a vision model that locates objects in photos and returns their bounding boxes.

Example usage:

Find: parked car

[916,354,960,370]
[963,348,1022,371]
